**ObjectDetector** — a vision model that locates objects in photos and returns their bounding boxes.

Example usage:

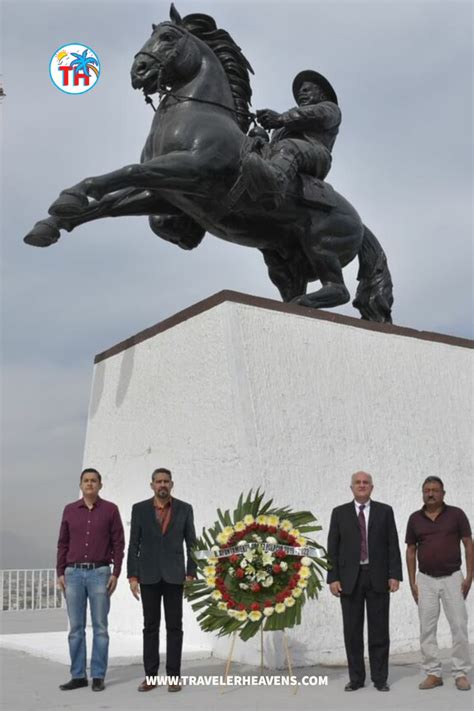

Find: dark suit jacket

[327,500,402,595]
[127,497,197,585]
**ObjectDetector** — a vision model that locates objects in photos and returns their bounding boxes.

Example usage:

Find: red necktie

[358,504,368,561]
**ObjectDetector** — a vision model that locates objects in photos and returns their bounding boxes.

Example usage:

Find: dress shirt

[56,496,125,577]
[354,499,371,563]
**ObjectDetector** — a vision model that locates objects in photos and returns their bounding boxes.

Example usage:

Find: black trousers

[140,581,184,677]
[340,567,390,685]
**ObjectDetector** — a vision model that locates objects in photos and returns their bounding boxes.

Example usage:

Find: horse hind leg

[260,249,307,302]
[292,236,350,309]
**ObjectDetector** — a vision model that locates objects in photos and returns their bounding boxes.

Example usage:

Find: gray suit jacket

[127,497,197,584]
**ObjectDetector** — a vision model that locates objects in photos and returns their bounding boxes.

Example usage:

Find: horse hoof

[24,221,60,247]
[48,189,89,217]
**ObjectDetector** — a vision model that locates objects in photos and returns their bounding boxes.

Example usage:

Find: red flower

[275,592,286,603]
[279,530,289,539]
[235,568,245,579]
[287,536,296,545]
[222,593,230,602]
[237,603,246,611]
[275,549,286,559]
[293,562,302,570]
[289,580,297,589]
[268,526,277,534]
[272,564,282,574]
[250,582,261,593]
[250,602,261,611]
[226,600,236,608]
[229,554,239,564]
[264,599,274,607]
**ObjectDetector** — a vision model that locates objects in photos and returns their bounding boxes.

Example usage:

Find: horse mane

[178,13,254,132]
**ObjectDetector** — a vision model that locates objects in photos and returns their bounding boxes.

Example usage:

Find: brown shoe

[418,675,443,690]
[137,678,157,692]
[455,676,471,691]
[168,682,182,692]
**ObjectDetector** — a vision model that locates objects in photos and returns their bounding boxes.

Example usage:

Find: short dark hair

[422,476,444,490]
[80,467,102,483]
[151,467,172,481]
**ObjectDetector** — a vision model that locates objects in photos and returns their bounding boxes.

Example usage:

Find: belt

[67,562,110,570]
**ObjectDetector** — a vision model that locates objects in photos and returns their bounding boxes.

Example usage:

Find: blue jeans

[65,566,111,679]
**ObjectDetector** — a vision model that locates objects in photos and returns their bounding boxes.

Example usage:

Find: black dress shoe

[59,677,88,690]
[374,682,390,691]
[344,681,364,691]
[92,678,105,692]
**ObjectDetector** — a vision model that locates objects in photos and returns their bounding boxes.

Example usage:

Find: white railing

[1,569,66,611]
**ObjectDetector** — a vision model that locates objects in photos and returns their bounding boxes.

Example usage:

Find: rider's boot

[242,152,299,208]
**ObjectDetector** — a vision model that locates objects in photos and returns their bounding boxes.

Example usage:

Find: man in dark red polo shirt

[56,467,125,692]
[406,476,472,692]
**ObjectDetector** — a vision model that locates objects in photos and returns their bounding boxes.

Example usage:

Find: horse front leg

[48,153,209,218]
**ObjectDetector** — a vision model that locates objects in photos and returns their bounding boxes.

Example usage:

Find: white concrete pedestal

[83,291,473,668]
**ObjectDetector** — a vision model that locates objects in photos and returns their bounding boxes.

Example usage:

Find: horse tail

[352,225,394,323]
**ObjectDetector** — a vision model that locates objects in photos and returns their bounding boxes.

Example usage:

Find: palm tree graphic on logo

[70,49,99,79]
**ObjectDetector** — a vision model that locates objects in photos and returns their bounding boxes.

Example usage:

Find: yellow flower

[223,526,234,538]
[297,579,308,589]
[216,532,229,545]
[263,606,274,617]
[249,610,262,622]
[292,587,303,599]
[256,514,269,525]
[235,610,248,622]
[205,577,216,588]
[217,601,227,610]
[275,603,286,614]
[280,519,293,531]
[234,521,246,532]
[289,528,300,538]
[267,515,280,527]
[208,556,219,565]
[204,565,216,577]
[243,515,255,525]
[296,537,307,546]
[299,566,310,579]
[285,596,296,607]
[211,590,222,600]
[227,609,237,618]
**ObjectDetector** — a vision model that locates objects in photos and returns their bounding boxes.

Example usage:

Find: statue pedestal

[83,291,473,668]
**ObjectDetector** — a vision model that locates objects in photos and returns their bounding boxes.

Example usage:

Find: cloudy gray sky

[1,0,472,567]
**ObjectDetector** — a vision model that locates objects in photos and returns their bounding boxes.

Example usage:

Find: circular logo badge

[49,43,101,95]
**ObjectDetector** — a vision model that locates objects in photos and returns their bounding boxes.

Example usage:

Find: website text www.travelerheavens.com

[146,674,329,687]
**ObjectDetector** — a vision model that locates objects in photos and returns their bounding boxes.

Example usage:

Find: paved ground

[1,647,472,711]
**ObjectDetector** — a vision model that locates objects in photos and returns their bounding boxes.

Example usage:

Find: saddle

[298,174,337,211]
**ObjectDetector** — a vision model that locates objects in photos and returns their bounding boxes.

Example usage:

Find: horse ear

[170,3,182,24]
[151,23,157,30]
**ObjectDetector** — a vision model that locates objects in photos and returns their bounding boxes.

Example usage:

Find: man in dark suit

[327,471,402,692]
[127,467,197,693]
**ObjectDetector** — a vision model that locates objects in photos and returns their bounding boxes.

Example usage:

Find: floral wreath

[185,490,329,641]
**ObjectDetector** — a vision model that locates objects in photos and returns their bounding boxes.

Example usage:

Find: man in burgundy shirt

[56,468,125,692]
[127,467,196,693]
[406,476,472,691]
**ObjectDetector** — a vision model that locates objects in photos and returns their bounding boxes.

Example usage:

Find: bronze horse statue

[24,5,393,322]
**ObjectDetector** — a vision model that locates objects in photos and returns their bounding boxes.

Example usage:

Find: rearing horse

[24,6,393,322]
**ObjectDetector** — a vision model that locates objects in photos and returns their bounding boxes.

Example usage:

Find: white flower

[244,550,256,562]
[252,534,262,542]
[262,576,274,588]
[301,557,312,567]
[211,590,222,600]
[228,567,235,577]
[280,519,293,531]
[261,552,274,566]
[285,596,296,607]
[217,601,227,610]
[267,515,280,527]
[239,583,249,590]
[243,515,255,526]
[240,559,248,569]
[292,587,303,598]
[263,606,274,617]
[235,610,248,622]
[266,536,277,545]
[249,610,262,622]
[234,521,246,532]
[279,561,288,572]
[275,603,286,614]
[256,570,267,582]
[237,540,247,547]
[227,609,237,618]
[245,565,256,576]
[211,545,220,554]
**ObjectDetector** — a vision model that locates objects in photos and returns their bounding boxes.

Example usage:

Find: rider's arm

[280,101,341,131]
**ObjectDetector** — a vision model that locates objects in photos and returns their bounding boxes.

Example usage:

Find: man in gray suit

[127,468,196,692]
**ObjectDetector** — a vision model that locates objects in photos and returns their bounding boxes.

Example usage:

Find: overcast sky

[1,0,472,567]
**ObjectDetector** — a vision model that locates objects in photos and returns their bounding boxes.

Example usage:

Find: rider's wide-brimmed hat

[292,70,338,105]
